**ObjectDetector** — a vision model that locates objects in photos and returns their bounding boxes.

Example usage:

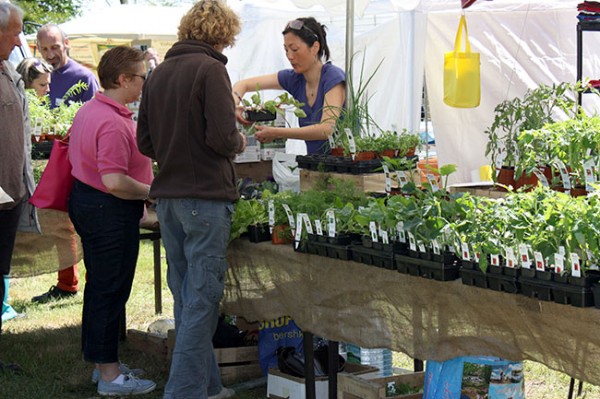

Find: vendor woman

[232,16,345,155]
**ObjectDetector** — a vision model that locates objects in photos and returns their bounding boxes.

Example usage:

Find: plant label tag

[418,241,427,253]
[555,253,564,274]
[555,160,571,191]
[294,213,303,249]
[396,222,406,243]
[432,239,441,255]
[381,230,389,244]
[584,160,595,192]
[490,254,500,266]
[408,232,417,251]
[426,173,439,192]
[344,128,356,157]
[474,251,480,263]
[397,171,409,187]
[571,253,582,278]
[33,118,43,137]
[302,214,313,235]
[519,244,531,269]
[505,247,516,268]
[327,134,335,148]
[495,153,506,170]
[268,200,275,233]
[369,221,378,242]
[461,242,471,261]
[326,210,336,237]
[532,168,549,187]
[282,204,295,229]
[315,220,323,236]
[533,251,545,271]
[559,246,566,255]
[382,164,391,193]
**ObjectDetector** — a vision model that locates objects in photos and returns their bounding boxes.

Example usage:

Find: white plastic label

[283,204,295,228]
[33,118,43,137]
[461,242,471,261]
[327,134,335,148]
[519,244,531,269]
[490,254,500,266]
[555,160,571,191]
[534,251,545,271]
[432,239,441,255]
[302,214,313,235]
[555,253,564,274]
[268,200,275,234]
[396,222,406,243]
[326,210,336,238]
[369,221,378,242]
[584,160,596,192]
[418,241,427,253]
[571,253,582,278]
[505,247,516,268]
[294,213,303,249]
[380,230,389,245]
[315,220,323,236]
[382,164,391,193]
[532,168,549,187]
[344,128,356,156]
[408,232,417,251]
[426,173,439,192]
[397,171,409,187]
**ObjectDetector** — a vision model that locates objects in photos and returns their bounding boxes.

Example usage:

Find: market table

[222,239,600,387]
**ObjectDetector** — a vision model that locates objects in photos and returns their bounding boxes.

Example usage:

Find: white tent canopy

[60,0,600,183]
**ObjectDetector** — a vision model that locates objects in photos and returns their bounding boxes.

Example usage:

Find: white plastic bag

[272,152,300,193]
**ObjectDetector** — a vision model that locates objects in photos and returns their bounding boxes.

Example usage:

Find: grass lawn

[1,240,598,398]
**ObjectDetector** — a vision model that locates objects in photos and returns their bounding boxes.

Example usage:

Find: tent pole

[345,0,354,110]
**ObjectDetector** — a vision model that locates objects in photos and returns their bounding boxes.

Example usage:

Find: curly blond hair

[178,0,241,48]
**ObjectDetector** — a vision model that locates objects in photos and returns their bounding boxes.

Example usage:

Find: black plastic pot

[248,224,272,243]
[245,110,276,122]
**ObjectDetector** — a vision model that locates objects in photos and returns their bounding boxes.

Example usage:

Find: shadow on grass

[0,324,169,398]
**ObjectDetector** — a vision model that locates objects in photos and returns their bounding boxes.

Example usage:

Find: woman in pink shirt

[67,46,156,397]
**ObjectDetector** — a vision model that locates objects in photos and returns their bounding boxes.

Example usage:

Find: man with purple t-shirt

[36,24,99,109]
[31,24,99,304]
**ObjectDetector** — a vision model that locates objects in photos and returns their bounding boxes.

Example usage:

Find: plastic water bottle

[346,344,393,377]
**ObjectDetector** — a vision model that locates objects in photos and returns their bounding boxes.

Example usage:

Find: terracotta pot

[495,166,515,190]
[271,224,293,245]
[405,147,416,157]
[380,149,396,158]
[330,147,345,157]
[514,166,552,191]
[571,186,588,197]
[354,151,376,161]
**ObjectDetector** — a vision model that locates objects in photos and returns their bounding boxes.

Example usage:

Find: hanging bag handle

[454,15,471,54]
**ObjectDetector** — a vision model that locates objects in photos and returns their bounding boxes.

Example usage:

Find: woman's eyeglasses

[132,74,146,81]
[285,19,319,41]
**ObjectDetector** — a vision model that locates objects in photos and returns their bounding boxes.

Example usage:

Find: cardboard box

[235,136,261,163]
[337,371,424,399]
[267,363,378,399]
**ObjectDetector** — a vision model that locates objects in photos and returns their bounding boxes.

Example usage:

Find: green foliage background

[16,0,83,35]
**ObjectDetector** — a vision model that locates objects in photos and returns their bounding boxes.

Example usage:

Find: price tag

[382,164,391,193]
[294,213,303,249]
[315,220,323,236]
[555,160,571,192]
[519,244,531,269]
[369,221,378,242]
[426,173,439,192]
[584,160,596,192]
[555,253,564,274]
[326,210,336,237]
[408,232,417,251]
[380,230,389,245]
[268,200,275,234]
[490,254,500,266]
[396,222,406,243]
[282,204,295,229]
[461,242,471,261]
[533,251,545,271]
[397,171,409,188]
[571,253,582,278]
[302,214,313,235]
[532,168,549,187]
[432,239,441,255]
[344,128,356,157]
[505,247,516,268]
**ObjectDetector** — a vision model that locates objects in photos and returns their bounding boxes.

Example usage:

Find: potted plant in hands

[241,86,307,122]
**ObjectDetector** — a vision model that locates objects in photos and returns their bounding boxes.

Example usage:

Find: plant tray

[245,110,276,122]
[459,268,488,289]
[351,245,395,270]
[395,254,460,281]
[519,277,595,307]
[486,274,520,294]
[518,277,554,302]
[247,224,272,243]
[310,241,353,261]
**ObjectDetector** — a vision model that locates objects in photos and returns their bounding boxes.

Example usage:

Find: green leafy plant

[242,85,307,119]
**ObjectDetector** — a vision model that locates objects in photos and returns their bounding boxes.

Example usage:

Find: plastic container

[346,344,393,377]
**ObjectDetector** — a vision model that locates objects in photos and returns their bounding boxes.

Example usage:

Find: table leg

[328,340,339,399]
[304,331,315,399]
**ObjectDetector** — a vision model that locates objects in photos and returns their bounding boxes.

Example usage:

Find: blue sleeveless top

[278,62,345,155]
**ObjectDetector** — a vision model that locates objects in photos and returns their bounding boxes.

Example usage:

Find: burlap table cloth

[223,239,600,386]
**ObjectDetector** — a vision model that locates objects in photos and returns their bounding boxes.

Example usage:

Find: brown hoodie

[137,40,243,202]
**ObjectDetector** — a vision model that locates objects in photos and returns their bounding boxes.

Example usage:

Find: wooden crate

[127,329,168,359]
[300,169,420,193]
[337,371,425,399]
[167,329,262,384]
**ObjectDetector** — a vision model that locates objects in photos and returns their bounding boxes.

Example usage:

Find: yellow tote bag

[444,15,480,108]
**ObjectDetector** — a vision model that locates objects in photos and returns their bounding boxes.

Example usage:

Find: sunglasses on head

[285,19,318,40]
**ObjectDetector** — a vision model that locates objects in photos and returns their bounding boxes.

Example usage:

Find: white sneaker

[97,373,156,396]
[91,363,144,384]
[208,387,235,399]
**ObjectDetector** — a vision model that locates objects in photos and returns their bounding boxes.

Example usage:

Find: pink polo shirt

[69,92,153,193]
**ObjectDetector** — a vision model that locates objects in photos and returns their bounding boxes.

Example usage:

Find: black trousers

[0,200,24,335]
